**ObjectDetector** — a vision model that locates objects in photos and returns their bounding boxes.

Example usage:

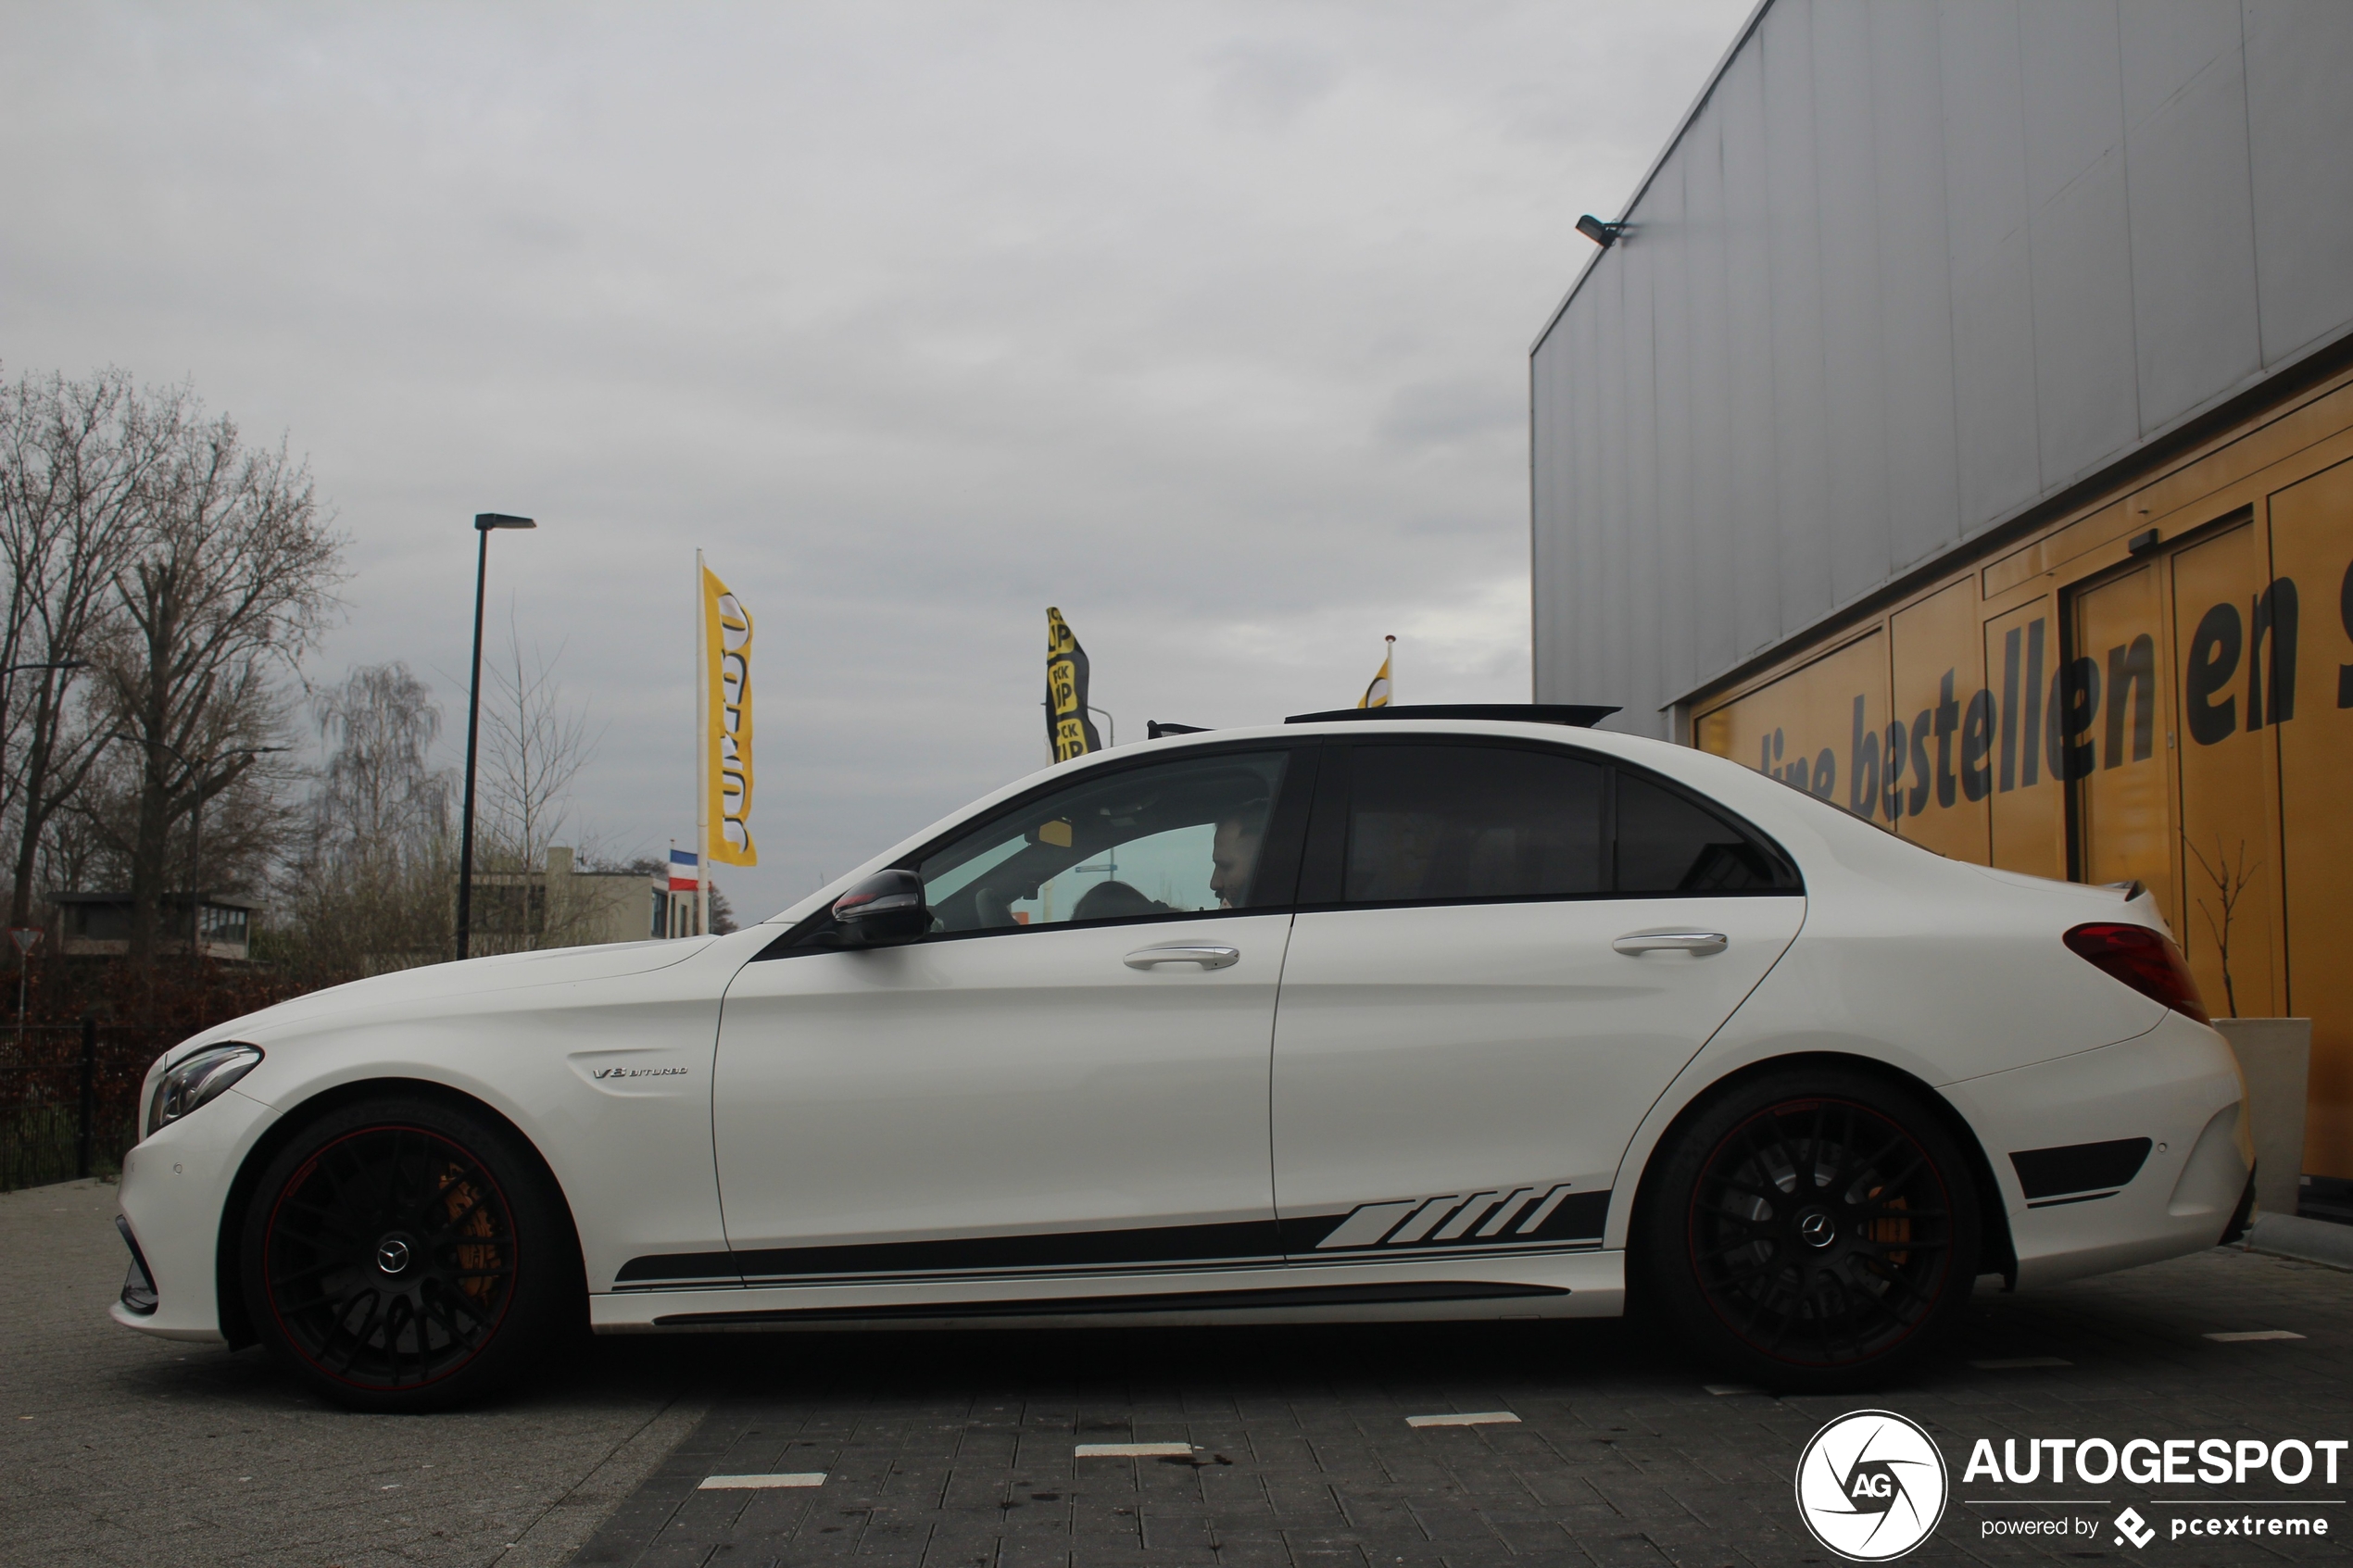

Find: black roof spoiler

[1283,703,1620,728]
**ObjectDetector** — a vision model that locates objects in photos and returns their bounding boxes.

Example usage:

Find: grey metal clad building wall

[1531,0,2353,736]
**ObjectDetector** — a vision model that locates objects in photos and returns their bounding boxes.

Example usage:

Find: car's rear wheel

[1635,1067,1981,1392]
[240,1095,579,1411]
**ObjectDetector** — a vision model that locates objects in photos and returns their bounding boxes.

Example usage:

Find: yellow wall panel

[1889,581,1992,864]
[1982,599,2066,880]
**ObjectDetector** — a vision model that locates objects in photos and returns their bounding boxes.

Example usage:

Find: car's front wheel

[240,1095,580,1411]
[1635,1067,1981,1392]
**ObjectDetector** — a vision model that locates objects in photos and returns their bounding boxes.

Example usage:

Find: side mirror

[831,869,928,947]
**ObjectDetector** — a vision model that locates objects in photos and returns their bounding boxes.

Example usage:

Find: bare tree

[90,393,344,962]
[0,370,162,926]
[276,662,456,979]
[2185,836,2262,1020]
[472,623,604,950]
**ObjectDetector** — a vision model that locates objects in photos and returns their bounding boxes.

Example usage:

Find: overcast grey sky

[4,0,1749,920]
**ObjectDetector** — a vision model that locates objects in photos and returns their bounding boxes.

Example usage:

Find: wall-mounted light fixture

[1576,214,1627,249]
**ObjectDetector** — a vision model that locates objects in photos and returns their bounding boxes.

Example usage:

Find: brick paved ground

[12,1175,2351,1568]
[0,1179,706,1568]
[572,1248,2353,1568]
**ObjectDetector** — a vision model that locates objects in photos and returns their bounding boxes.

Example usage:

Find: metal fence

[0,1020,173,1191]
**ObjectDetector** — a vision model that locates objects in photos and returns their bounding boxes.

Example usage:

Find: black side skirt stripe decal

[650,1278,1571,1327]
[619,1218,1282,1286]
[1279,1190,1610,1254]
[617,1192,1615,1288]
[2010,1138,2152,1202]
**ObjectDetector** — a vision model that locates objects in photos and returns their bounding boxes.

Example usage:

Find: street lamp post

[456,514,536,961]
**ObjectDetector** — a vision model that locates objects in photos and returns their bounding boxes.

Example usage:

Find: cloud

[0,0,1750,918]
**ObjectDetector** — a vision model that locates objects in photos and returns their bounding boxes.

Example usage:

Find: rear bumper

[1944,1009,2251,1290]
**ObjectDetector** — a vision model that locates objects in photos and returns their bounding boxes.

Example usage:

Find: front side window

[920,751,1291,934]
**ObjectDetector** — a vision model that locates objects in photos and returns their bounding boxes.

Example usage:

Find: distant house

[465,847,650,955]
[52,891,262,961]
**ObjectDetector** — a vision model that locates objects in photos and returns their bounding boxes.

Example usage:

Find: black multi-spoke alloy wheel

[241,1097,580,1411]
[1636,1068,1981,1393]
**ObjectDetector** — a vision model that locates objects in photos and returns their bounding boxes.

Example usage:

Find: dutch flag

[667,848,700,892]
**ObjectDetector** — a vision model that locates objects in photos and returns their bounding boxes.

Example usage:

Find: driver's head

[1209,811,1264,908]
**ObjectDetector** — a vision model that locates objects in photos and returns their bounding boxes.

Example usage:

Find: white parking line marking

[699,1473,827,1489]
[2205,1329,2305,1342]
[1404,1411,1520,1427]
[1703,1384,1765,1396]
[1076,1442,1194,1457]
[1970,1356,2073,1369]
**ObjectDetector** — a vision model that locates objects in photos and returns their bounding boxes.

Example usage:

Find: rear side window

[1345,746,1606,901]
[1615,771,1792,893]
[1338,743,1795,904]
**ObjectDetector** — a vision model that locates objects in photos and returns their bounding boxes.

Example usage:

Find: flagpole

[696,549,711,937]
[1386,634,1396,705]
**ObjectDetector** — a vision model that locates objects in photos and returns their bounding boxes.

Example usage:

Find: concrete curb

[2243,1211,2353,1272]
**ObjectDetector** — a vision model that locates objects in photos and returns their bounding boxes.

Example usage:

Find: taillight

[2063,922,2210,1023]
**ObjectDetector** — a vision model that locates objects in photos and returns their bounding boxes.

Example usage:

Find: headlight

[145,1044,264,1137]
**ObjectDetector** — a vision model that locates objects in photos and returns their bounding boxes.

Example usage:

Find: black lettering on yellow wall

[1907,709,1933,816]
[2104,635,2156,766]
[1883,719,1908,822]
[1850,696,1881,816]
[2021,618,2047,786]
[1961,689,1994,801]
[2339,558,2353,709]
[2052,658,2100,780]
[1810,746,1835,801]
[1932,671,1960,808]
[2185,601,2242,745]
[2249,577,2298,727]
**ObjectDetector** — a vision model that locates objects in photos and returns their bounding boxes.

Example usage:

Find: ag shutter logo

[1795,1411,1950,1562]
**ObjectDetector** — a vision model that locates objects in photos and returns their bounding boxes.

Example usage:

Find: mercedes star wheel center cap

[375,1238,412,1275]
[1797,1210,1837,1248]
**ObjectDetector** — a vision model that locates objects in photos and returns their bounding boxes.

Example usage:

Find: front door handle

[1125,945,1240,970]
[1612,930,1729,957]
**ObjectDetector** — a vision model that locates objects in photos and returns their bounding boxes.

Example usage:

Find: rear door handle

[1612,930,1729,957]
[1125,945,1240,970]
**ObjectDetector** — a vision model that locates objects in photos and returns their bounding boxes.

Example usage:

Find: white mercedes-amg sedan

[112,708,2254,1411]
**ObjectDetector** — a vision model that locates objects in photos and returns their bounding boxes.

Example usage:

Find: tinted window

[919,751,1290,933]
[1615,771,1790,893]
[1344,745,1605,902]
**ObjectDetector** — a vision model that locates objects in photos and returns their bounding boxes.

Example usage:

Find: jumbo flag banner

[701,559,757,866]
[1357,636,1395,709]
[1046,608,1102,763]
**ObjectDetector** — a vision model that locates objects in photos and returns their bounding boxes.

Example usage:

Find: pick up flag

[1357,635,1395,709]
[701,560,756,866]
[1046,608,1102,762]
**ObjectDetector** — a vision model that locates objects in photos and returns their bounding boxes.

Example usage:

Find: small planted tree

[2184,835,2261,1020]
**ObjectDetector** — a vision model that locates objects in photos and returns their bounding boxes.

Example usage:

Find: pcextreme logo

[1794,1411,1951,1562]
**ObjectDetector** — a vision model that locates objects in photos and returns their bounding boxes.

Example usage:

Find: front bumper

[108,1086,280,1343]
[1944,1008,2252,1290]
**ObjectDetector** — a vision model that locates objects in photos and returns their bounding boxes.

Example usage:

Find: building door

[2067,563,2176,920]
[2269,458,2353,1181]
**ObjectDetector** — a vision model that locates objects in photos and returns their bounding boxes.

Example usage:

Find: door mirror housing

[831,869,929,946]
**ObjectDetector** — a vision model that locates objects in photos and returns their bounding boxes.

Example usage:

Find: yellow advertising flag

[1045,608,1102,763]
[703,564,756,866]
